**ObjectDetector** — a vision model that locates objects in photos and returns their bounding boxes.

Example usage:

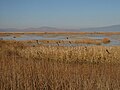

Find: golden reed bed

[0,40,120,90]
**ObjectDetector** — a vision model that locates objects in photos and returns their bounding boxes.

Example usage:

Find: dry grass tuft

[102,38,111,44]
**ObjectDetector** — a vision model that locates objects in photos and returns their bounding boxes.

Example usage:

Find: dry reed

[102,38,111,44]
[0,40,120,90]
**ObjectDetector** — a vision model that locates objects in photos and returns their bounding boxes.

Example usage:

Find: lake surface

[0,34,120,46]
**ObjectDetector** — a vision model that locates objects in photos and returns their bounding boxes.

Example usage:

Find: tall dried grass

[0,40,120,90]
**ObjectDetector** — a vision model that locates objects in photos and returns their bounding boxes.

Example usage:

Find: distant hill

[80,25,120,32]
[0,28,20,32]
[23,26,62,32]
[0,25,120,32]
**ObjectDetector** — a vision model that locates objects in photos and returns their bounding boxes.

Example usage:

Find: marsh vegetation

[0,40,120,90]
[0,32,120,46]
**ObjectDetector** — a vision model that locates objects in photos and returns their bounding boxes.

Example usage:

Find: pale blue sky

[0,0,120,29]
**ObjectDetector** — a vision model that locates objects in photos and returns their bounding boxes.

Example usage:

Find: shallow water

[0,34,120,46]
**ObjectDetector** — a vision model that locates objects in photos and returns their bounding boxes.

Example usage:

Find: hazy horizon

[0,0,120,29]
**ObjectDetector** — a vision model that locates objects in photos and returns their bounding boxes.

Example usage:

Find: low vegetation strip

[14,38,110,46]
[0,32,120,35]
[0,40,120,90]
[36,39,102,45]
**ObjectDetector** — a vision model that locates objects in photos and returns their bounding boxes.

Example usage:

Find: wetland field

[0,32,120,90]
